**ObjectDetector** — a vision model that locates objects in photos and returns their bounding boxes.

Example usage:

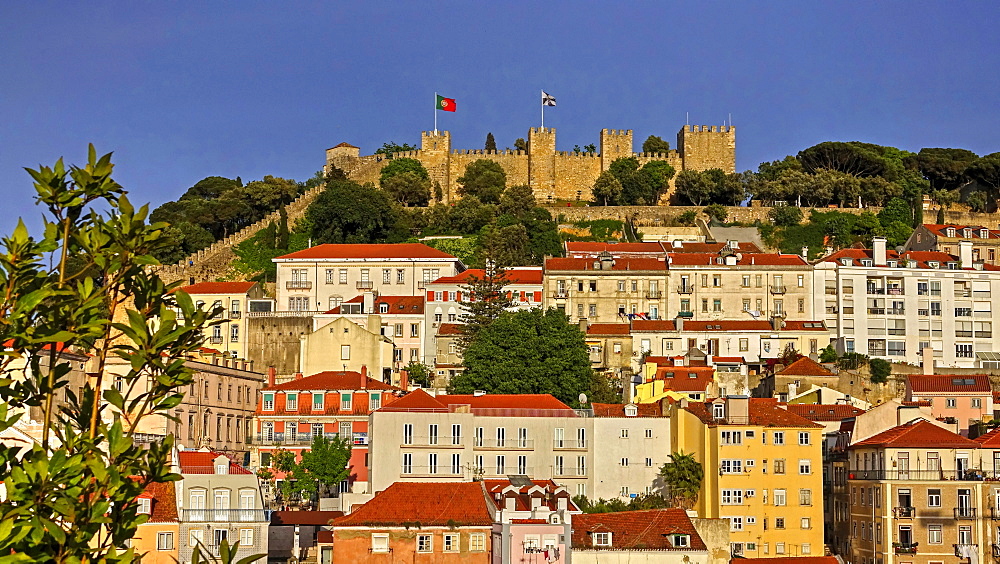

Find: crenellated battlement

[556,151,599,158]
[637,151,681,159]
[683,125,735,133]
[529,127,555,135]
[452,149,527,156]
[421,130,451,138]
[602,128,633,136]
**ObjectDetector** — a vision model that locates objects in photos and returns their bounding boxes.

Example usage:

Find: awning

[976,352,1000,361]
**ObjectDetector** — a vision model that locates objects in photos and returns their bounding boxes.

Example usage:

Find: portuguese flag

[436,95,456,112]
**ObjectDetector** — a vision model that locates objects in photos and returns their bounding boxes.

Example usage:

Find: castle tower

[677,125,736,173]
[324,142,361,175]
[421,130,452,202]
[528,127,557,200]
[600,129,634,171]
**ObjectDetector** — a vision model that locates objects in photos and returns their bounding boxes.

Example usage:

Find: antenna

[729,113,732,127]
[686,111,689,126]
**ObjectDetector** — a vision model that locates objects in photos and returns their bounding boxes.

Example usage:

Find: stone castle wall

[326,124,735,204]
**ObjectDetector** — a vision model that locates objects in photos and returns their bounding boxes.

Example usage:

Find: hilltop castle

[326,125,735,204]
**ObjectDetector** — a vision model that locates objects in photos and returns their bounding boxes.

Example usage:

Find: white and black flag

[541,90,556,106]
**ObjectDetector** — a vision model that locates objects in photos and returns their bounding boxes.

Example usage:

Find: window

[957,344,974,358]
[928,524,942,544]
[443,533,459,552]
[739,338,749,351]
[263,393,274,411]
[672,534,690,547]
[239,528,253,546]
[928,488,941,507]
[593,532,612,546]
[369,393,381,411]
[620,428,628,439]
[157,531,174,550]
[341,345,350,360]
[774,459,786,474]
[742,275,751,287]
[721,431,742,445]
[646,458,653,467]
[721,459,743,473]
[452,453,461,474]
[775,542,785,555]
[946,397,957,408]
[799,489,812,506]
[402,453,412,474]
[313,393,324,411]
[729,517,743,531]
[428,453,437,474]
[799,459,812,474]
[621,458,629,467]
[417,534,432,552]
[383,269,391,284]
[773,431,784,445]
[722,489,744,504]
[713,299,722,312]
[801,517,811,529]
[452,424,462,445]
[339,269,348,284]
[341,393,352,411]
[188,529,204,548]
[470,533,486,552]
[137,498,151,514]
[802,543,811,555]
[775,518,785,529]
[371,534,389,553]
[403,424,413,445]
[798,431,811,445]
[774,489,786,506]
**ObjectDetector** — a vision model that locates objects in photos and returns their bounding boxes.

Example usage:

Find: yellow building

[669,396,825,558]
[129,481,179,563]
[177,281,265,361]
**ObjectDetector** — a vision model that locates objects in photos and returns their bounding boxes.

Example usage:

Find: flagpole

[434,92,438,134]
[540,90,544,128]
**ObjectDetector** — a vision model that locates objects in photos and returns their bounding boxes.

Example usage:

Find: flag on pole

[436,95,456,112]
[541,91,556,106]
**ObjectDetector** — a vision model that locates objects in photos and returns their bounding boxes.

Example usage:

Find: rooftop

[571,509,706,550]
[907,374,992,394]
[592,402,663,417]
[852,419,978,449]
[785,404,865,421]
[667,252,807,267]
[653,366,715,392]
[922,224,1000,239]
[262,370,399,392]
[275,243,458,261]
[177,451,253,475]
[777,357,837,378]
[325,295,424,315]
[821,248,1000,270]
[176,281,257,295]
[429,267,543,285]
[377,389,577,416]
[138,481,178,523]
[544,257,666,272]
[737,557,840,564]
[332,482,495,527]
[684,398,822,428]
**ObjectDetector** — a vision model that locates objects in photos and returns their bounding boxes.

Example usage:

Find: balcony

[255,432,340,446]
[955,507,977,519]
[887,287,904,295]
[646,290,661,299]
[553,290,570,299]
[553,467,587,478]
[229,310,241,319]
[824,287,838,295]
[209,336,224,344]
[868,307,885,315]
[676,285,694,294]
[893,542,918,554]
[356,281,373,290]
[849,469,983,481]
[475,438,534,449]
[955,544,979,557]
[867,287,886,295]
[893,506,916,518]
[417,281,427,290]
[285,280,312,290]
[769,285,787,294]
[181,509,269,523]
[553,440,588,450]
[888,308,906,315]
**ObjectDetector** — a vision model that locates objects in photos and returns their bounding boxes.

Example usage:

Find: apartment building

[572,509,721,564]
[760,356,841,402]
[129,481,179,564]
[175,451,268,563]
[906,224,1000,266]
[543,254,670,323]
[176,281,265,360]
[669,396,825,557]
[815,237,1000,368]
[564,241,762,258]
[252,368,401,494]
[273,243,464,312]
[489,478,578,564]
[312,293,427,367]
[904,374,994,436]
[629,318,830,360]
[367,390,671,500]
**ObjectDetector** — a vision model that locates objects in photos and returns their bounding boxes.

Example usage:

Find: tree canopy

[457,159,507,204]
[642,135,671,154]
[659,452,704,509]
[305,179,406,244]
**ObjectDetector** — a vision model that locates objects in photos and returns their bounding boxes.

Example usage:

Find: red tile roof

[786,404,865,421]
[275,243,457,261]
[429,268,543,285]
[176,281,257,295]
[632,320,826,332]
[586,323,632,336]
[437,323,463,336]
[922,224,1000,239]
[974,426,1000,447]
[907,374,992,393]
[544,257,667,271]
[778,357,836,377]
[332,482,495,527]
[712,356,745,363]
[325,295,424,315]
[270,511,344,526]
[263,371,399,392]
[139,481,178,523]
[852,419,978,448]
[685,398,822,428]
[571,509,706,550]
[177,451,253,474]
[377,389,576,415]
[821,248,1000,270]
[669,241,762,253]
[565,242,668,255]
[654,367,715,392]
[483,478,578,512]
[738,557,840,564]
[330,142,359,149]
[592,403,662,417]
[667,252,807,266]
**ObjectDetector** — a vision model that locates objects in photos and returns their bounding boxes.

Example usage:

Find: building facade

[905,224,1000,266]
[176,281,265,361]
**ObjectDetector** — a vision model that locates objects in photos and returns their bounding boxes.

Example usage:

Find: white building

[814,237,1000,368]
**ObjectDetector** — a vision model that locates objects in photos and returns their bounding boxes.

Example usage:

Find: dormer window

[262,393,274,411]
[215,463,228,475]
[286,393,297,411]
[313,392,324,411]
[137,498,151,514]
[671,534,690,547]
[713,403,725,419]
[841,258,852,266]
[928,261,939,268]
[964,229,972,238]
[593,532,612,547]
[947,262,958,270]
[861,259,873,267]
[887,261,897,268]
[947,228,956,237]
[624,404,638,417]
[379,303,389,314]
[907,260,917,268]
[981,229,989,238]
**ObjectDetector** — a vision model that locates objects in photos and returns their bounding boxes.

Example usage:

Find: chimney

[294,372,303,380]
[801,246,809,260]
[873,236,887,266]
[724,395,749,422]
[267,366,276,387]
[399,369,408,390]
[579,318,589,333]
[959,240,973,268]
[922,347,934,375]
[361,365,367,378]
[897,405,922,426]
[363,291,376,313]
[675,315,684,332]
[771,316,783,331]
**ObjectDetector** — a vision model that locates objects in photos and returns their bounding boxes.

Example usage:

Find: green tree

[797,141,892,178]
[457,266,515,348]
[659,452,704,509]
[869,358,892,384]
[769,205,804,227]
[457,159,507,204]
[479,223,531,267]
[676,210,697,226]
[967,191,990,213]
[674,170,714,206]
[375,141,417,158]
[379,157,429,186]
[906,148,978,191]
[0,146,227,561]
[878,197,913,226]
[583,143,597,153]
[296,436,353,497]
[608,157,640,182]
[642,135,671,154]
[514,138,528,152]
[966,153,1000,194]
[819,344,838,363]
[703,204,728,223]
[306,180,402,244]
[404,361,433,388]
[448,195,496,234]
[640,161,677,202]
[931,189,960,224]
[382,171,432,206]
[433,180,444,202]
[450,308,594,406]
[182,175,241,200]
[276,207,290,249]
[485,132,498,152]
[591,171,623,206]
[499,185,537,218]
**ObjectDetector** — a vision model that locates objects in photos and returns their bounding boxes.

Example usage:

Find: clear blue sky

[2,1,998,233]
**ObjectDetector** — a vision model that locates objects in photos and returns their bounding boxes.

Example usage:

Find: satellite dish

[632,375,643,385]
[578,393,588,405]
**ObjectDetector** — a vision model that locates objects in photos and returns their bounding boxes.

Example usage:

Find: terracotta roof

[737,557,840,564]
[175,281,257,295]
[667,252,807,266]
[177,451,253,474]
[330,142,359,149]
[653,367,715,392]
[922,224,1000,239]
[668,241,762,253]
[325,295,424,315]
[852,419,978,448]
[571,509,706,550]
[483,478,578,512]
[332,482,495,527]
[139,481,178,523]
[429,268,543,285]
[377,389,576,415]
[544,257,667,271]
[778,357,836,377]
[275,243,457,261]
[632,319,824,332]
[821,248,1000,270]
[907,374,992,393]
[781,320,830,331]
[586,323,631,336]
[685,398,822,428]
[262,371,399,392]
[271,511,344,526]
[712,356,745,363]
[786,404,865,421]
[565,242,667,256]
[437,323,463,336]
[974,426,1000,447]
[902,400,933,407]
[644,356,685,366]
[592,403,662,417]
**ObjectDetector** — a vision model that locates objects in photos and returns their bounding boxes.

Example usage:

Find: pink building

[486,478,579,564]
[904,374,994,436]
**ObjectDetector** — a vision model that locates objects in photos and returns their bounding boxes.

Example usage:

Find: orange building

[130,481,179,564]
[330,482,496,564]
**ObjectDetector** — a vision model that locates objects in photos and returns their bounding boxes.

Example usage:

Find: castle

[325,125,735,203]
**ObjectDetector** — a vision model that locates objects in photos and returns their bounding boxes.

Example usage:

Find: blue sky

[2,1,998,233]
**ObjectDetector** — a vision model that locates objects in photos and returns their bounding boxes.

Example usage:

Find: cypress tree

[485,132,497,152]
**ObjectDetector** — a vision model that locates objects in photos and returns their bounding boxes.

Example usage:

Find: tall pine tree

[457,261,513,350]
[485,132,497,152]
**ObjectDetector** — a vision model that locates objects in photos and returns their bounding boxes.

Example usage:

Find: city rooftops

[324,295,424,315]
[922,224,1000,239]
[852,419,978,449]
[906,374,992,394]
[684,398,822,428]
[175,281,257,295]
[177,451,253,474]
[428,267,543,285]
[820,248,1000,270]
[777,357,837,377]
[332,482,495,527]
[376,388,577,417]
[571,508,707,550]
[262,370,400,392]
[274,243,458,261]
[785,404,865,421]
